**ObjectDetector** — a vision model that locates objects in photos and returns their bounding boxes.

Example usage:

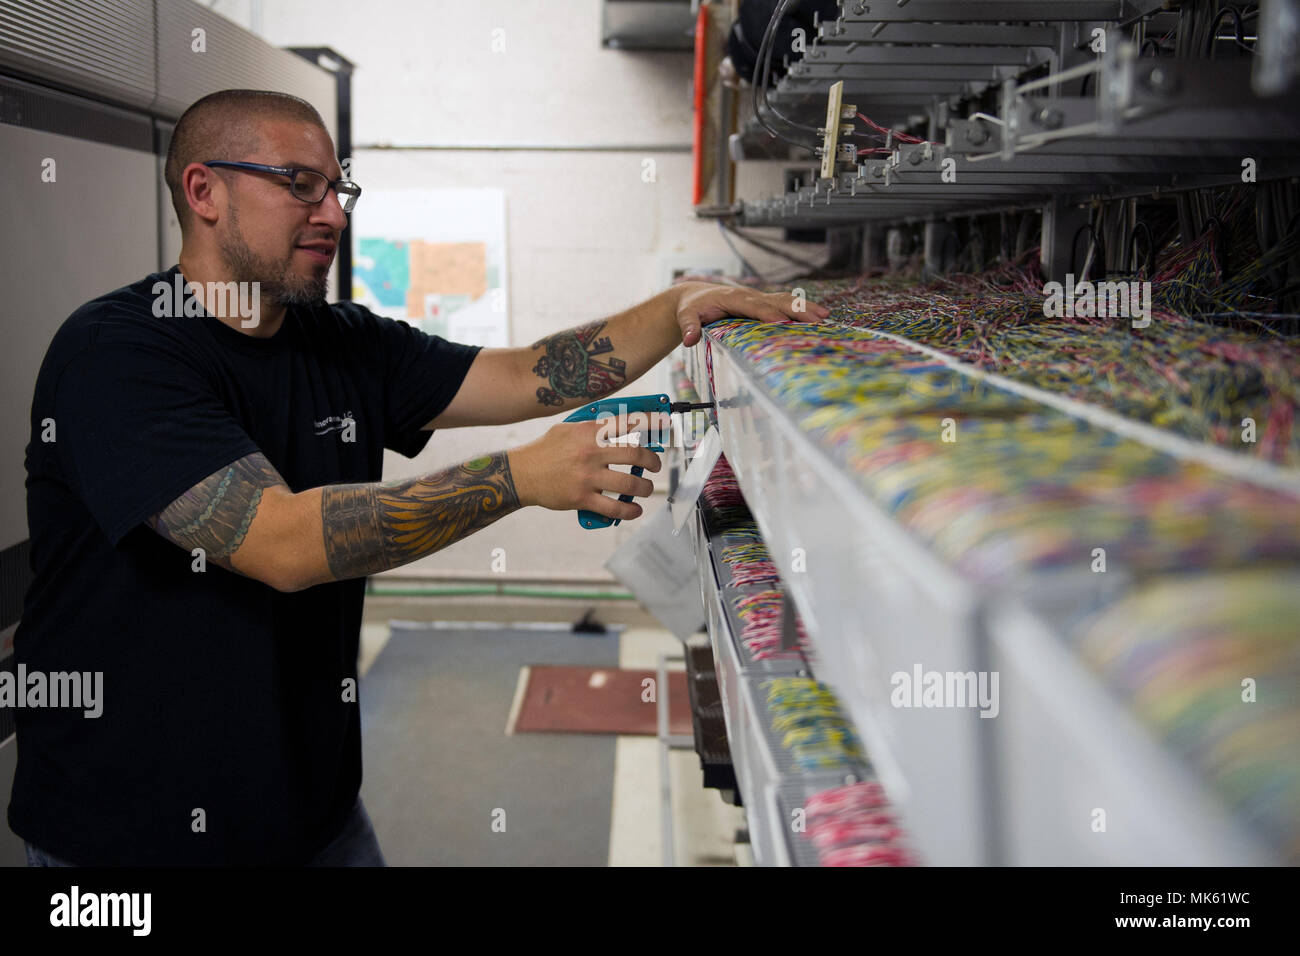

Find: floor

[358,617,747,867]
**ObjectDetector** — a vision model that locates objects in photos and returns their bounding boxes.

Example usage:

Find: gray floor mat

[359,621,621,866]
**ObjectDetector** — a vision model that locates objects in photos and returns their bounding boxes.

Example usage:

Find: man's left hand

[674,282,832,347]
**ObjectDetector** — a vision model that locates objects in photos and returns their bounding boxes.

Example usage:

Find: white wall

[221,0,795,579]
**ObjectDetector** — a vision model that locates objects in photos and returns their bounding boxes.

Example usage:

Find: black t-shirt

[7,266,481,865]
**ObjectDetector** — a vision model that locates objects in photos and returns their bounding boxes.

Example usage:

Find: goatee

[219,204,329,306]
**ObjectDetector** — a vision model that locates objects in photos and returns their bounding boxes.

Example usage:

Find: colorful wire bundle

[701,293,1299,861]
[1073,569,1300,863]
[800,780,918,867]
[786,191,1300,465]
[720,541,780,587]
[733,589,808,661]
[763,677,865,771]
[703,316,1300,583]
[701,454,745,508]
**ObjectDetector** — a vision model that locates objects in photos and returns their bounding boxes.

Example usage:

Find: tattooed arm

[311,455,519,583]
[145,429,658,591]
[147,449,522,592]
[424,282,821,429]
[421,288,687,428]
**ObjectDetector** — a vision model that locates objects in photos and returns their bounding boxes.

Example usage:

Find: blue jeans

[24,797,386,867]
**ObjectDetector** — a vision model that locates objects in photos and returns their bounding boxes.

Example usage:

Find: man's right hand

[508,414,666,521]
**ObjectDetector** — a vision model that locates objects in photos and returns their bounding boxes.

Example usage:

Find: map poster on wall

[352,189,509,347]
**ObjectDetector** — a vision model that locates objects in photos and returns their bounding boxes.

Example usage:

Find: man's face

[214,120,348,306]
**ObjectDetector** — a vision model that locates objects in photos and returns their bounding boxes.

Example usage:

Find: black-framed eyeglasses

[203,161,362,214]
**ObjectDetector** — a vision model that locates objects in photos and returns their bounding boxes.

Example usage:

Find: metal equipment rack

[677,330,1281,865]
[720,0,1300,280]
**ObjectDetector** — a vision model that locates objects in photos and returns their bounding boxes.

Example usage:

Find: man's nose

[311,188,349,233]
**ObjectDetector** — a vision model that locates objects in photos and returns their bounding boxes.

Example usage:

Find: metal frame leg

[657,652,695,867]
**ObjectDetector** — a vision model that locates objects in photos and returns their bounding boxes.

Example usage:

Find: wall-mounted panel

[0,0,155,112]
[154,0,336,136]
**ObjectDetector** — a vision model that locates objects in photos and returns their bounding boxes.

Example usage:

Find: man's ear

[181,163,223,226]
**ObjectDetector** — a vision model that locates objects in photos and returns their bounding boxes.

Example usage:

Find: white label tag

[604,505,706,642]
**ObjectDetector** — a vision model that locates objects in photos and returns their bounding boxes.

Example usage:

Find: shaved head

[165,89,328,230]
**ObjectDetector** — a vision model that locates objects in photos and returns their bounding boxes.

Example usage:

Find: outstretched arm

[422,282,828,429]
[147,451,521,591]
[312,454,520,582]
[146,418,663,592]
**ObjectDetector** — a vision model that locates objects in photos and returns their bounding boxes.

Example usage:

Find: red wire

[856,112,926,145]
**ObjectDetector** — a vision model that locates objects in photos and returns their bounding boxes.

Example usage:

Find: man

[8,89,828,866]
